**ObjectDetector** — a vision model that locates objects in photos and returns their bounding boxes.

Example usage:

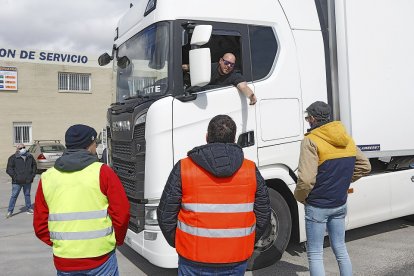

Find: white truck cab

[99,0,414,269]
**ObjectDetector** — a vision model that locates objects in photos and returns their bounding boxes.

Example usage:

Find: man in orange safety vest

[158,114,270,275]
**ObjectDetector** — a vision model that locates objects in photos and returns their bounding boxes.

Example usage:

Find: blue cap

[65,124,97,149]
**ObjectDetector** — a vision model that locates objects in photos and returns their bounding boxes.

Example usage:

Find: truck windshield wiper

[111,102,125,106]
[124,89,153,100]
[124,94,150,101]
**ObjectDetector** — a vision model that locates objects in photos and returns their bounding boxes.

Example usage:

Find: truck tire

[247,189,292,270]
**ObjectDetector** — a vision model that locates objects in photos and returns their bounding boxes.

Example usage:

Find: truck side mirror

[117,56,131,69]
[190,25,212,46]
[188,25,212,87]
[98,53,112,66]
[189,49,211,87]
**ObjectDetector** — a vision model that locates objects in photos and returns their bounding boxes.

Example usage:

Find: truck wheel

[247,189,292,270]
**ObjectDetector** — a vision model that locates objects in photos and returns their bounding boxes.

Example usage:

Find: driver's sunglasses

[221,58,235,68]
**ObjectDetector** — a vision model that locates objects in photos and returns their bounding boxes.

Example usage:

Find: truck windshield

[115,22,169,103]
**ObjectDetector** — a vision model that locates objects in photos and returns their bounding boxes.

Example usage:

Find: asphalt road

[1,169,413,275]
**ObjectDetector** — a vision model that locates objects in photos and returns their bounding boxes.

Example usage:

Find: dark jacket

[6,152,37,184]
[157,143,271,263]
[209,63,245,87]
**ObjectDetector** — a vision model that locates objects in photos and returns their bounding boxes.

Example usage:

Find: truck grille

[112,142,132,155]
[111,122,146,233]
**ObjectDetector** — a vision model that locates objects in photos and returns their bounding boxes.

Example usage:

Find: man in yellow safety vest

[33,124,130,276]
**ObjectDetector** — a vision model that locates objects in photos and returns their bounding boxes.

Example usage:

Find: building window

[13,122,32,144]
[58,72,91,92]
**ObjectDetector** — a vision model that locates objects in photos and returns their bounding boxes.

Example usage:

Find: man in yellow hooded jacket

[294,101,371,276]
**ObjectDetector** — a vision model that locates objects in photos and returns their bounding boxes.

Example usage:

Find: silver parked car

[28,140,65,173]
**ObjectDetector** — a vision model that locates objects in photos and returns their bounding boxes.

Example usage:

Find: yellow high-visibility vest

[41,162,115,258]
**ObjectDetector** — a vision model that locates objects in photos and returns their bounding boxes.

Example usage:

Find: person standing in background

[6,143,37,218]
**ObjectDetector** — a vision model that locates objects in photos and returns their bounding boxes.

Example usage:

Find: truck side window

[249,26,278,81]
[182,34,243,92]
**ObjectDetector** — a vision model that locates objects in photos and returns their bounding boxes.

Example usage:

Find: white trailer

[99,0,414,270]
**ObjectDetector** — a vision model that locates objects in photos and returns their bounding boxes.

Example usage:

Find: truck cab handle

[237,131,255,148]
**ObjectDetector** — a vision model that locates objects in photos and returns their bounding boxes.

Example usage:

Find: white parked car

[28,140,65,173]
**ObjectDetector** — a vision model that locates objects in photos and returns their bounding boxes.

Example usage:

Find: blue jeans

[178,256,247,276]
[305,204,352,276]
[57,251,119,276]
[8,183,32,213]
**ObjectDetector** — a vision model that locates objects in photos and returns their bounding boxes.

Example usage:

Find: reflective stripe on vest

[181,203,254,213]
[41,162,116,258]
[176,157,257,264]
[49,209,108,221]
[50,226,113,240]
[178,221,255,238]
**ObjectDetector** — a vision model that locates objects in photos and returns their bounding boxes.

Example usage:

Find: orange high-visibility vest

[176,157,257,263]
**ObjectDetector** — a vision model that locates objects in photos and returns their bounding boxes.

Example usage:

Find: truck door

[172,22,257,163]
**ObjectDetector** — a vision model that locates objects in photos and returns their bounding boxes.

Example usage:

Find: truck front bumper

[124,229,178,268]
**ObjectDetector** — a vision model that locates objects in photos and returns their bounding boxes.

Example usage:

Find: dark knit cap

[306,101,332,122]
[65,124,97,149]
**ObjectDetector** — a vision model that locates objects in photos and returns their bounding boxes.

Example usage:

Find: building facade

[0,47,115,167]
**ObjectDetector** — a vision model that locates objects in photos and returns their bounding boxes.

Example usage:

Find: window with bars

[58,72,91,92]
[13,122,32,144]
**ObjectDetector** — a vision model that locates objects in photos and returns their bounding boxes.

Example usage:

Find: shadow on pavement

[345,218,414,243]
[251,260,309,276]
[285,241,306,256]
[248,242,308,275]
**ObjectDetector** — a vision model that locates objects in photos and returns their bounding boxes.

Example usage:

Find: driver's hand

[249,94,257,105]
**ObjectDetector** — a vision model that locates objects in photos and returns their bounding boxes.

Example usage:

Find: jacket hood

[187,143,244,178]
[15,152,32,158]
[54,149,98,172]
[308,121,351,147]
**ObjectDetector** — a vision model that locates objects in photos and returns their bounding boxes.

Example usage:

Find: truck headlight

[135,112,147,126]
[145,205,158,226]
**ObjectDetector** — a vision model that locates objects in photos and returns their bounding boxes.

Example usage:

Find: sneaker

[26,209,34,215]
[6,212,12,219]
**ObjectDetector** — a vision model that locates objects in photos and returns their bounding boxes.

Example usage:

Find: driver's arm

[237,81,257,105]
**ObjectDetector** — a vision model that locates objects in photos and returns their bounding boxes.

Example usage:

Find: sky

[0,0,136,57]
